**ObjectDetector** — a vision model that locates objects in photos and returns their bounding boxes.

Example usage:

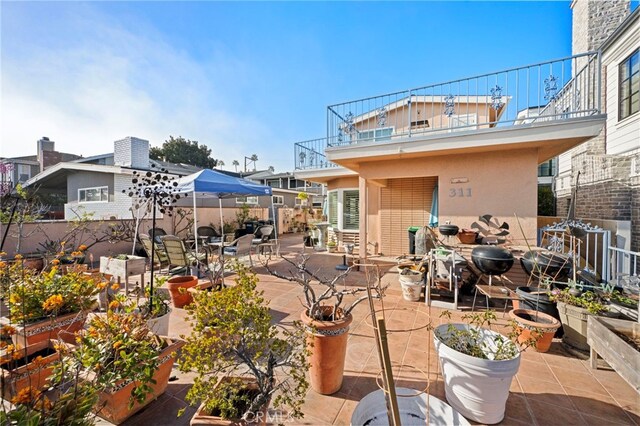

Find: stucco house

[292,1,632,257]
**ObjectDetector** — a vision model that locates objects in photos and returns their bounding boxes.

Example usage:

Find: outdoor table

[472,284,521,314]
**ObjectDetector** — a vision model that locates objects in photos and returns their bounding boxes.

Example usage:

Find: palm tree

[216,160,225,170]
[232,160,239,172]
[268,166,275,172]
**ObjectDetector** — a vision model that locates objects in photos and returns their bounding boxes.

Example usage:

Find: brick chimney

[37,136,60,172]
[113,137,150,169]
[572,0,630,55]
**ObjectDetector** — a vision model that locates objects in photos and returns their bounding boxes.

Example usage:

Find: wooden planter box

[99,256,146,294]
[587,316,639,393]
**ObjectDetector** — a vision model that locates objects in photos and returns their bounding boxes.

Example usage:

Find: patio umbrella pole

[271,201,278,246]
[219,197,224,286]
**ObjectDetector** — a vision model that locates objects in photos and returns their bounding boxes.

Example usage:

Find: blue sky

[0,1,629,172]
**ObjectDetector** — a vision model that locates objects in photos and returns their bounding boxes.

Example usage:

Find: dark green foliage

[149,136,218,169]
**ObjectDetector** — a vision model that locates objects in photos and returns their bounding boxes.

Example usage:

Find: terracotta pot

[0,339,62,400]
[7,311,87,347]
[508,308,560,353]
[190,377,271,425]
[457,229,478,245]
[167,275,198,308]
[95,338,184,425]
[300,306,353,395]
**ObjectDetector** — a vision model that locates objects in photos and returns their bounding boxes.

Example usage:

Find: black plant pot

[516,286,563,337]
[471,246,514,275]
[438,224,459,237]
[520,250,572,282]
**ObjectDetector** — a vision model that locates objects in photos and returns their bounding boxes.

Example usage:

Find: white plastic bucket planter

[351,387,470,426]
[434,323,520,424]
[147,309,171,336]
[400,276,423,302]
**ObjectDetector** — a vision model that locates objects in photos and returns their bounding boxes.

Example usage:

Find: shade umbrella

[172,169,273,283]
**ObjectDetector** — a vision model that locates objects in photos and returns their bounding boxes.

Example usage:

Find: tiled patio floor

[115,234,639,426]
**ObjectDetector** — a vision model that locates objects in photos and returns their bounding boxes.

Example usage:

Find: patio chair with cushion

[139,233,169,271]
[149,227,167,244]
[161,235,207,275]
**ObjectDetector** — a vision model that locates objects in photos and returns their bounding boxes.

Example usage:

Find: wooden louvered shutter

[379,177,437,255]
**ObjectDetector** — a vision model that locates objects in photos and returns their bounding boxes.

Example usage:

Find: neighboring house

[0,137,81,199]
[555,2,639,254]
[292,5,619,256]
[242,170,324,209]
[24,137,202,220]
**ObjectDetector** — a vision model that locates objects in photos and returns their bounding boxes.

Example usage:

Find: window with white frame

[357,127,393,142]
[17,164,31,182]
[327,188,359,231]
[272,195,284,205]
[236,196,259,205]
[449,114,478,132]
[78,186,109,203]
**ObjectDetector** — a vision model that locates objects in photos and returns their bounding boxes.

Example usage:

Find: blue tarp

[174,169,272,197]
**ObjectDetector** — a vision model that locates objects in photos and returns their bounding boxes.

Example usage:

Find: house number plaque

[449,187,472,197]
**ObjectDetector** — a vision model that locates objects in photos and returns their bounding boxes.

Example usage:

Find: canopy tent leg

[193,190,199,256]
[219,197,225,286]
[271,200,278,251]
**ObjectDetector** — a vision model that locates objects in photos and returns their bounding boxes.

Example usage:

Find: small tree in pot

[178,262,309,424]
[265,254,387,395]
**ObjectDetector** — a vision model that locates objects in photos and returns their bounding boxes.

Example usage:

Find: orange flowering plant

[73,309,171,407]
[6,265,101,323]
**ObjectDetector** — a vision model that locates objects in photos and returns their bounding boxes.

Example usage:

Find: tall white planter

[434,324,520,424]
[351,388,470,426]
[147,309,171,336]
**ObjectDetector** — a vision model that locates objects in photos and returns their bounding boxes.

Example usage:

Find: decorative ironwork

[344,111,355,135]
[574,88,581,111]
[547,235,565,253]
[546,219,601,232]
[298,151,306,167]
[444,94,455,117]
[337,129,343,143]
[544,75,558,102]
[490,85,504,110]
[376,107,387,127]
[309,151,316,166]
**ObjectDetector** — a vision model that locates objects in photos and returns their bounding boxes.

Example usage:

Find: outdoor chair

[161,235,206,275]
[222,234,256,266]
[139,233,169,271]
[252,225,274,244]
[149,227,167,244]
[197,226,222,243]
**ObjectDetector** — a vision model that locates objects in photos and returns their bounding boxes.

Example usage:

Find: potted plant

[73,308,184,424]
[103,279,172,336]
[265,254,385,395]
[550,286,620,352]
[508,308,561,352]
[167,274,199,308]
[178,263,309,424]
[326,240,338,253]
[0,330,61,400]
[0,343,99,425]
[433,310,536,424]
[2,260,100,346]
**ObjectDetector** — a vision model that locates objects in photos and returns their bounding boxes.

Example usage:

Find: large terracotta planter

[7,311,87,346]
[167,275,198,308]
[0,339,61,400]
[508,308,560,353]
[190,377,270,425]
[95,338,184,425]
[300,306,353,395]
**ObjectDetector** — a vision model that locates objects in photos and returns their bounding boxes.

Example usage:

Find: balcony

[295,51,602,170]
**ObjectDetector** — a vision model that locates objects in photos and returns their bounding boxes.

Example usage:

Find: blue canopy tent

[172,169,273,276]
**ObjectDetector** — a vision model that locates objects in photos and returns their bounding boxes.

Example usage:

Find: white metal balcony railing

[295,51,601,170]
